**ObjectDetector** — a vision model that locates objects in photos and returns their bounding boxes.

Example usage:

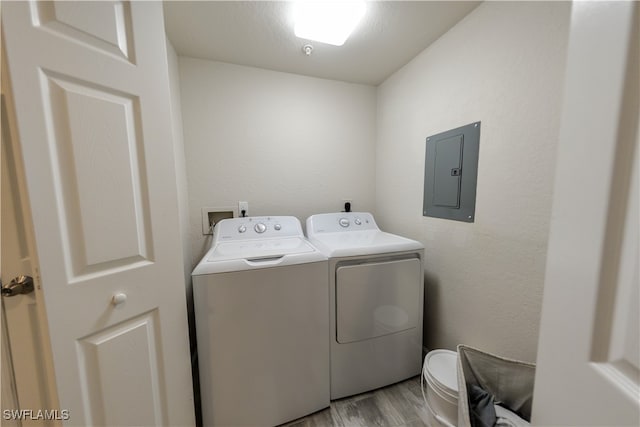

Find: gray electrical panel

[423,122,480,222]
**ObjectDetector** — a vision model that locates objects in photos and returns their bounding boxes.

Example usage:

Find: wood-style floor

[281,376,431,427]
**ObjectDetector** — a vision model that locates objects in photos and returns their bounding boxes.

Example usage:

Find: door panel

[32,1,134,62]
[336,258,421,343]
[2,2,194,425]
[41,71,152,276]
[532,2,639,425]
[591,145,639,398]
[433,135,463,208]
[76,311,164,426]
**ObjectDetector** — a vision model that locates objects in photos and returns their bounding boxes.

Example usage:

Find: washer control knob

[339,218,350,228]
[238,225,247,233]
[274,224,282,231]
[254,223,267,233]
[354,218,362,225]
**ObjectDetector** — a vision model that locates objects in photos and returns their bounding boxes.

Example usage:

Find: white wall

[167,39,203,425]
[179,58,377,266]
[376,1,571,361]
[167,38,194,323]
[167,39,192,294]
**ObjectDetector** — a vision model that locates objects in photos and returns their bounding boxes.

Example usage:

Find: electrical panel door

[423,122,480,222]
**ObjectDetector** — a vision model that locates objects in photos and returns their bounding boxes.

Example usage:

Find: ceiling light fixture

[293,1,366,47]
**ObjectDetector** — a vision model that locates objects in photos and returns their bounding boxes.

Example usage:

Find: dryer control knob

[254,223,267,233]
[274,224,282,231]
[354,218,362,225]
[238,225,247,233]
[339,218,350,227]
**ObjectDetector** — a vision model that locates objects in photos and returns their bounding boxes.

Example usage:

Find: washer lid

[193,216,327,275]
[192,236,327,275]
[207,237,315,262]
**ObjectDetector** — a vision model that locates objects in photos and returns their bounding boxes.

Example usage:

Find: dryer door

[336,257,421,344]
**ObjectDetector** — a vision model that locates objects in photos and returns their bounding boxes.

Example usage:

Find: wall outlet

[238,201,249,217]
[342,199,353,212]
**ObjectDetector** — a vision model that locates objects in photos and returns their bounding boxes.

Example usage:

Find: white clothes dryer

[192,216,329,426]
[306,212,424,399]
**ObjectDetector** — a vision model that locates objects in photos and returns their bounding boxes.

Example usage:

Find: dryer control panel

[306,212,379,234]
[214,216,304,241]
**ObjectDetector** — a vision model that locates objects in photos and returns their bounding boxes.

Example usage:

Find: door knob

[111,292,127,306]
[1,275,35,297]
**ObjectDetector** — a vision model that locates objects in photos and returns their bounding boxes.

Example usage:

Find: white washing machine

[306,212,424,399]
[192,216,329,426]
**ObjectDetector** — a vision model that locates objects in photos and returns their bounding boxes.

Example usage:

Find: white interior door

[2,49,59,426]
[1,315,20,427]
[532,1,639,425]
[2,2,195,425]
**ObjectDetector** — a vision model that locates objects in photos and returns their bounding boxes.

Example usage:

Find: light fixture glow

[293,1,366,47]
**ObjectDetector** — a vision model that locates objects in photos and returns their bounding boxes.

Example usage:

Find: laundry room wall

[375,1,572,362]
[166,39,192,292]
[178,58,376,266]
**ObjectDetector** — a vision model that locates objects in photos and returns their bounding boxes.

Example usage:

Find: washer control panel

[214,216,303,241]
[307,212,379,234]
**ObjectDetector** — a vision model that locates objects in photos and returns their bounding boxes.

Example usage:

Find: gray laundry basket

[456,345,536,427]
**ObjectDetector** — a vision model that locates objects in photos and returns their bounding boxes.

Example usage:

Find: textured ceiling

[163,1,480,86]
